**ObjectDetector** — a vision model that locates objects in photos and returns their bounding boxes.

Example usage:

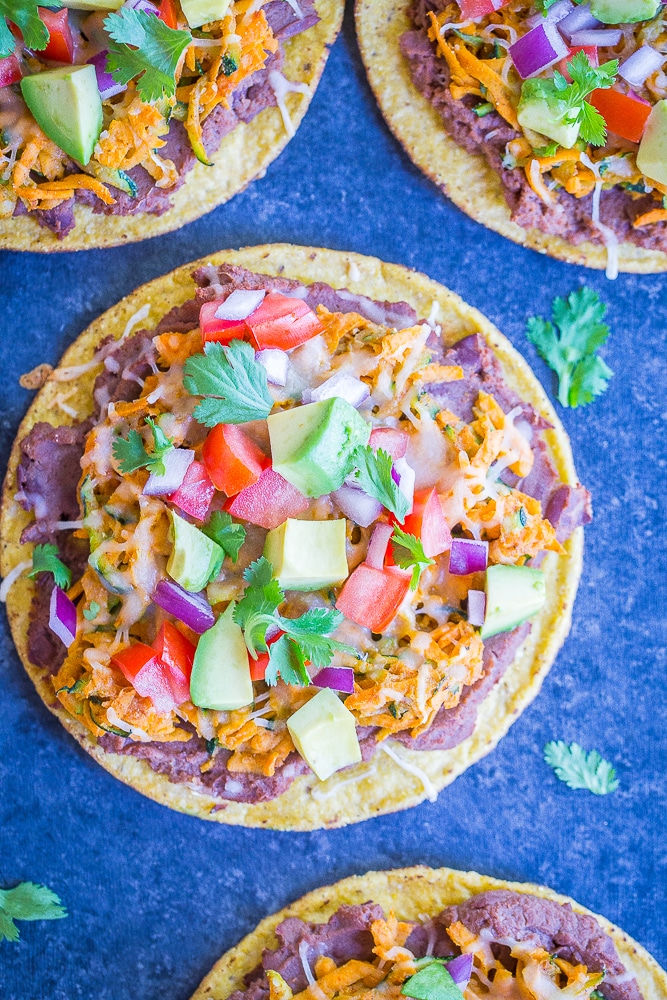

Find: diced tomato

[369,427,408,460]
[0,54,21,88]
[168,459,216,522]
[403,488,451,558]
[225,467,309,529]
[589,88,652,144]
[202,423,267,497]
[458,0,509,17]
[39,7,74,64]
[245,293,324,352]
[157,0,178,28]
[152,622,196,705]
[199,300,247,345]
[558,45,598,81]
[113,643,177,714]
[336,563,410,633]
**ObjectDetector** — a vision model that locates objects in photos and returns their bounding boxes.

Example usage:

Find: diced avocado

[190,604,253,710]
[264,518,349,591]
[167,511,223,593]
[21,65,102,166]
[637,100,667,186]
[59,0,124,8]
[180,0,232,28]
[481,564,546,640]
[268,399,371,498]
[590,0,660,23]
[286,689,361,782]
[518,80,580,149]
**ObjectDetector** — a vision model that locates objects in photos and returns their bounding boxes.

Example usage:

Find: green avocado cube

[268,399,371,498]
[480,564,546,640]
[21,65,103,166]
[180,0,232,28]
[190,603,253,710]
[287,689,361,782]
[264,518,349,591]
[167,511,223,593]
[590,0,660,23]
[637,100,667,186]
[518,81,580,149]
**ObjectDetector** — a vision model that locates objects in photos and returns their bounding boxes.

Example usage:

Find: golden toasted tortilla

[0,1,342,253]
[191,866,667,1000]
[355,0,667,274]
[1,244,584,829]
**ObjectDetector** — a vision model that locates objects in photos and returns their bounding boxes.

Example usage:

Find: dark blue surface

[1,7,666,998]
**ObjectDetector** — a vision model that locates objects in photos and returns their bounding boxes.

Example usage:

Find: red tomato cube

[336,563,410,633]
[202,423,267,497]
[168,460,216,522]
[113,643,177,714]
[225,467,309,529]
[403,487,451,558]
[245,292,324,351]
[152,622,196,705]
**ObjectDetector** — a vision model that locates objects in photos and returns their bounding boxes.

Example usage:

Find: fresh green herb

[83,601,101,621]
[28,544,71,590]
[0,882,67,944]
[112,417,175,475]
[350,446,409,523]
[202,511,246,564]
[104,7,191,102]
[526,286,613,407]
[391,527,434,591]
[533,0,563,11]
[544,741,619,795]
[451,28,484,46]
[524,52,618,146]
[473,102,495,118]
[0,0,54,58]
[184,339,273,426]
[402,960,462,1000]
[534,142,559,158]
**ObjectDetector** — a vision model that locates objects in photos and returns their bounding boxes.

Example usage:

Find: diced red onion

[393,457,415,511]
[332,486,383,528]
[448,538,489,576]
[144,448,194,496]
[153,578,215,634]
[447,954,474,990]
[619,46,664,89]
[308,371,370,408]
[311,666,355,694]
[526,0,573,27]
[509,22,569,79]
[124,0,159,13]
[570,27,622,46]
[558,4,600,42]
[256,348,290,386]
[87,51,127,99]
[467,589,486,627]
[366,522,394,569]
[214,289,265,321]
[49,586,77,648]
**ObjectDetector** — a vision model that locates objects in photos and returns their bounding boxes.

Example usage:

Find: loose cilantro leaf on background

[184,340,273,426]
[104,7,191,102]
[0,882,66,943]
[391,527,434,591]
[526,286,613,407]
[350,446,410,522]
[28,544,71,590]
[544,741,619,795]
[112,418,174,475]
[0,0,54,58]
[202,511,246,564]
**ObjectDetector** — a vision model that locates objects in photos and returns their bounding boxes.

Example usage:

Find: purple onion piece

[447,953,474,990]
[215,288,265,321]
[153,579,215,634]
[448,538,489,576]
[569,27,622,45]
[311,667,355,694]
[49,586,77,648]
[144,448,195,496]
[366,522,393,570]
[558,3,600,42]
[309,371,370,409]
[124,0,160,13]
[467,589,486,628]
[333,486,383,528]
[509,22,569,79]
[526,0,573,26]
[87,51,127,100]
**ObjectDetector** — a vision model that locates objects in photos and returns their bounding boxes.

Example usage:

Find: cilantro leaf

[83,601,101,621]
[533,0,561,10]
[265,634,311,687]
[233,557,284,655]
[391,527,434,591]
[0,882,67,943]
[202,511,246,564]
[104,7,191,102]
[112,418,175,476]
[0,0,54,58]
[526,286,613,407]
[28,544,71,590]
[184,340,273,427]
[544,741,619,795]
[556,52,618,145]
[349,446,410,523]
[277,608,357,668]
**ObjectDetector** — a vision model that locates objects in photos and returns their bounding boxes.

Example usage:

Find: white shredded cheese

[380,742,438,802]
[591,180,619,281]
[0,559,31,602]
[268,69,311,138]
[52,519,84,531]
[347,259,362,282]
[105,707,134,736]
[50,357,103,382]
[310,759,380,801]
[529,158,555,207]
[283,0,303,17]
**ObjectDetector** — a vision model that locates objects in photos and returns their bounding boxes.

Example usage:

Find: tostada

[0,244,590,829]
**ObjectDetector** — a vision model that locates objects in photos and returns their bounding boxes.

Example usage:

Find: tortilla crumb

[20,363,53,390]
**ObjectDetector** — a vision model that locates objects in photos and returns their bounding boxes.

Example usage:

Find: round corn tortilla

[0,1,343,254]
[1,243,584,829]
[191,866,667,1000]
[355,0,667,274]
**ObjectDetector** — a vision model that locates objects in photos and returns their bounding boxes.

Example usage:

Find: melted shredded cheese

[268,70,311,138]
[379,742,438,802]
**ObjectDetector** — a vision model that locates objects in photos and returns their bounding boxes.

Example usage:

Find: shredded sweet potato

[633,207,667,228]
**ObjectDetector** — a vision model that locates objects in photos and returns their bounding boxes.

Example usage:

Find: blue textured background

[1,7,666,998]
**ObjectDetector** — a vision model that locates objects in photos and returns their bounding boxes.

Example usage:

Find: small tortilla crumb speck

[20,364,53,390]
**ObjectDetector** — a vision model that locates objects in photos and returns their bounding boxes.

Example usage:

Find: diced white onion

[143,449,194,496]
[558,3,600,42]
[332,486,382,527]
[619,46,665,89]
[256,348,290,386]
[393,456,415,511]
[569,28,622,46]
[526,0,573,27]
[214,289,265,321]
[308,371,370,408]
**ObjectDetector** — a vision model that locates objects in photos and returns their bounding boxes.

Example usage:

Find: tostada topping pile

[11,265,591,804]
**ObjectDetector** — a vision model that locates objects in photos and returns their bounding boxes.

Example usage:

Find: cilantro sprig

[0,0,55,59]
[112,417,175,475]
[544,741,619,795]
[523,51,618,146]
[28,544,71,590]
[349,446,409,523]
[391,527,433,591]
[184,340,273,427]
[202,511,246,564]
[104,7,191,103]
[526,287,613,408]
[232,557,356,686]
[0,882,66,944]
